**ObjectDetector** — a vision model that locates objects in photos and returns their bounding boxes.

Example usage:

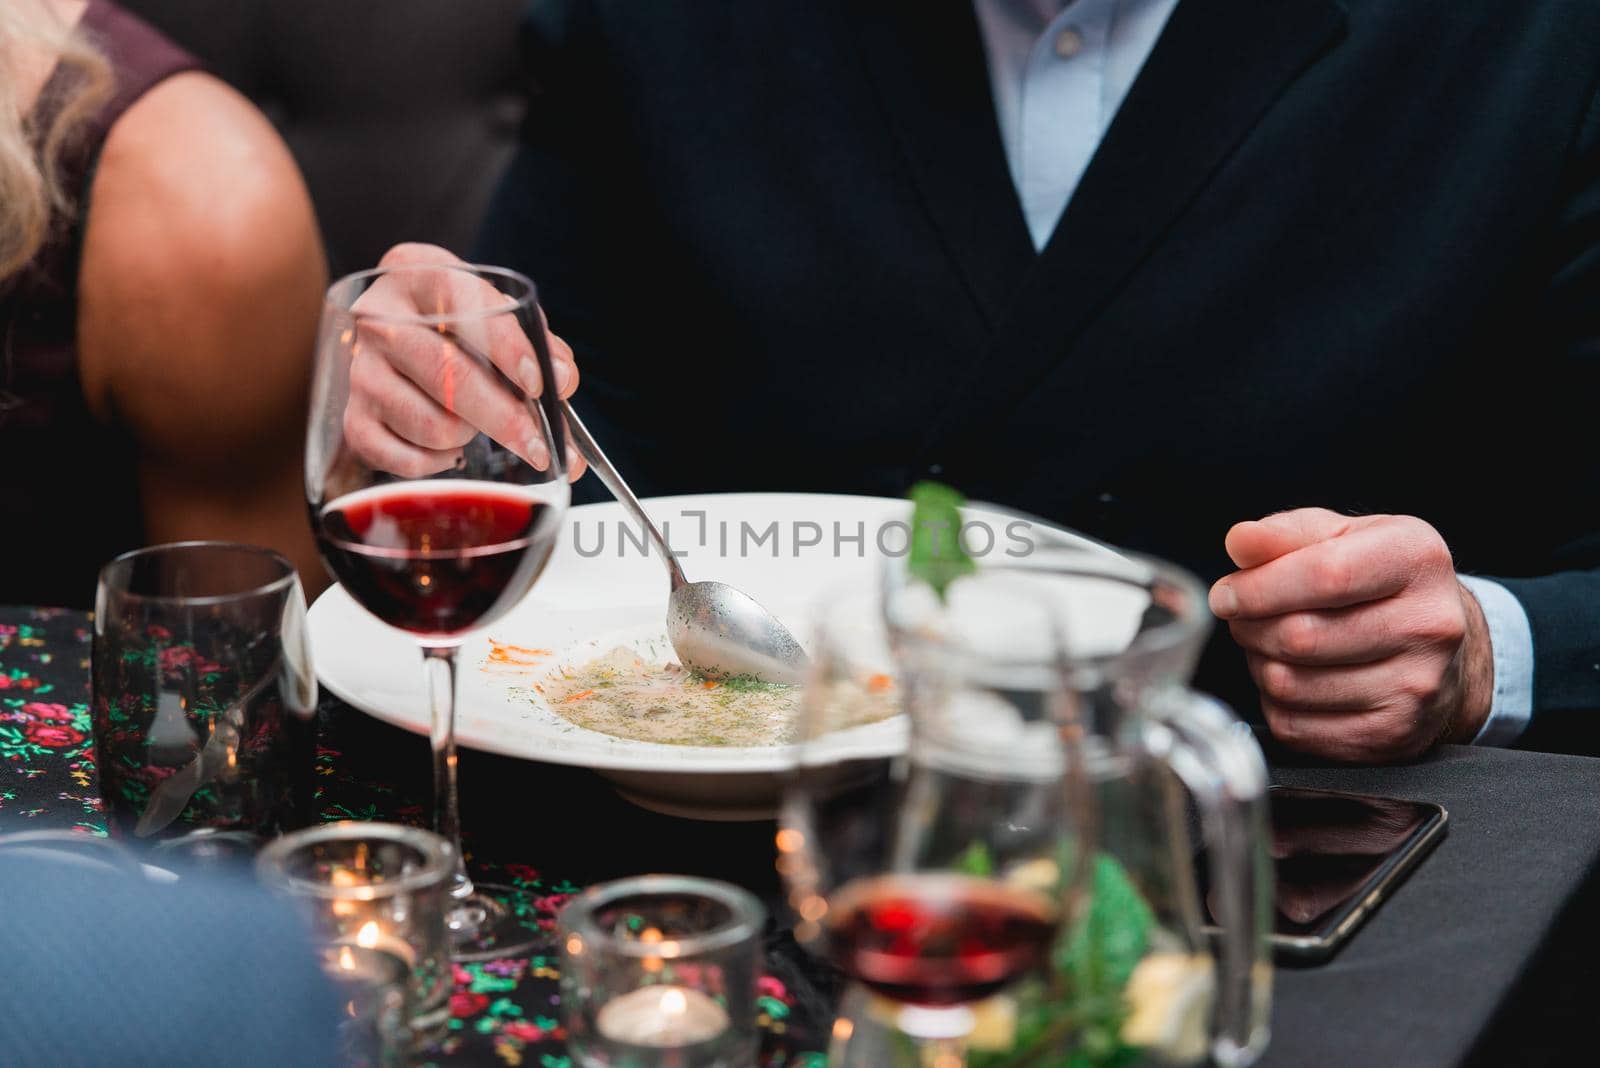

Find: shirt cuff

[1457,574,1535,747]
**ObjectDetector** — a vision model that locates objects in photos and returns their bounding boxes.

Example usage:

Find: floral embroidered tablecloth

[0,606,829,1067]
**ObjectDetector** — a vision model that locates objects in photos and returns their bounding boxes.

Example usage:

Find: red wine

[824,873,1060,1006]
[317,483,556,636]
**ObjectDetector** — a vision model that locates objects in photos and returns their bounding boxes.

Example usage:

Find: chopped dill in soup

[544,647,896,747]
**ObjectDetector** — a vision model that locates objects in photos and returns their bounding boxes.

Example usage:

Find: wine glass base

[447,882,545,961]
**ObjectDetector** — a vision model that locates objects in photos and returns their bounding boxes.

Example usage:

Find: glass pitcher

[783,579,1092,1068]
[885,542,1274,1068]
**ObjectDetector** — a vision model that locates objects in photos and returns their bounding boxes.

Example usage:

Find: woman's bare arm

[77,70,329,594]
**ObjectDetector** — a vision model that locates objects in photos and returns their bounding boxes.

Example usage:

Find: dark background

[122,0,529,276]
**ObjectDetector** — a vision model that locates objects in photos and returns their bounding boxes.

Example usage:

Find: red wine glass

[306,262,570,960]
[779,578,1090,1066]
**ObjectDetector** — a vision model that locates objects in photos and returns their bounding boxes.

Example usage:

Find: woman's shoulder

[77,70,325,421]
[87,70,319,305]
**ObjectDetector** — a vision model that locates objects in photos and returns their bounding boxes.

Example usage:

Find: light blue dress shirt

[972,0,1535,744]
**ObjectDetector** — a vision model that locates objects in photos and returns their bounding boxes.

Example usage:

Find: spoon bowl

[560,398,809,685]
[667,580,809,685]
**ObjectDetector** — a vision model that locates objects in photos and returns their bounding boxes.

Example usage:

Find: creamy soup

[540,647,897,747]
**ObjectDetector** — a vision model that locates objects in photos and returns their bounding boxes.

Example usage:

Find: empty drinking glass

[91,542,317,846]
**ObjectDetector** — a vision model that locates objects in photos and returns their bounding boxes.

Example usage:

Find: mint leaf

[954,840,995,877]
[907,481,976,600]
[968,853,1153,1068]
[1060,854,1154,995]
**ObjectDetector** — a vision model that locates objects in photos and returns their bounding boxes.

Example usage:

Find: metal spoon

[559,398,808,685]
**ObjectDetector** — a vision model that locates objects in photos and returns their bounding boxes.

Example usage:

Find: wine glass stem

[922,1038,966,1067]
[895,1003,972,1067]
[423,644,474,900]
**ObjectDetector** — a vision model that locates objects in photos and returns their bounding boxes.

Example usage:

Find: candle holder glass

[559,875,765,1068]
[317,942,408,1067]
[257,821,454,1048]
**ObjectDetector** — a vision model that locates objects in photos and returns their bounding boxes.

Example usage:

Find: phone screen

[1200,786,1446,954]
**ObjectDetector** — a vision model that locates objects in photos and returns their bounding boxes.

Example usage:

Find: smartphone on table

[1200,786,1447,962]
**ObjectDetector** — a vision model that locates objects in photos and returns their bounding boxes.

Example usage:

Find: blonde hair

[0,0,112,281]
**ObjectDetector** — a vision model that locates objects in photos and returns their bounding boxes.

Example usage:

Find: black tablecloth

[5,605,1599,1066]
[1269,748,1600,1068]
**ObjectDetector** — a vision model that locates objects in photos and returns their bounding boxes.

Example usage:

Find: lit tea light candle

[320,929,409,1022]
[344,919,416,968]
[318,941,406,992]
[557,875,764,1067]
[318,941,407,1062]
[595,985,730,1047]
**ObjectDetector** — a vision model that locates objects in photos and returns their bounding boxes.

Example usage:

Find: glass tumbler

[91,541,317,845]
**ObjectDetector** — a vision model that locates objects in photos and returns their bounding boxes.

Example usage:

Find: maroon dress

[0,2,199,608]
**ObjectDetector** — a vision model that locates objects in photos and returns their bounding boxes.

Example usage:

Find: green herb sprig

[967,853,1153,1068]
[907,481,977,599]
[684,669,791,693]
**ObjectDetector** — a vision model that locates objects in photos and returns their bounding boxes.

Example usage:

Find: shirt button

[1054,27,1085,58]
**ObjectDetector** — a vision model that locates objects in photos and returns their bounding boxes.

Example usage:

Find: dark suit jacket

[477,0,1600,750]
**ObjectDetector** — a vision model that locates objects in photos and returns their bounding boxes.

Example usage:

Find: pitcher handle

[1150,689,1272,1067]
